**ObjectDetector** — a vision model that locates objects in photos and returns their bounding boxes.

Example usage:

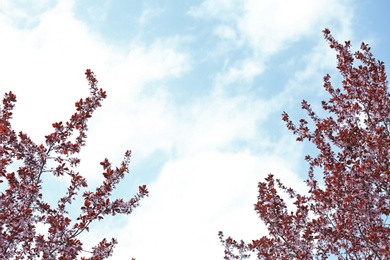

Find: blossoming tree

[0,69,148,259]
[219,29,390,259]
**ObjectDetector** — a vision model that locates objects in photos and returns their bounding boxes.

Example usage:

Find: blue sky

[1,0,390,259]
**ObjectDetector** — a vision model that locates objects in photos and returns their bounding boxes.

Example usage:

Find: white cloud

[192,0,353,55]
[190,0,353,86]
[138,8,165,25]
[188,0,239,20]
[175,94,268,155]
[236,0,348,55]
[111,150,305,259]
[215,59,264,88]
[213,24,237,40]
[0,0,57,28]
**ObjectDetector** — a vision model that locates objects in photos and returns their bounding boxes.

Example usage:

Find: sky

[1,0,390,259]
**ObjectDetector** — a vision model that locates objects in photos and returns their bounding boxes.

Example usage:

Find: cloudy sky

[1,0,390,259]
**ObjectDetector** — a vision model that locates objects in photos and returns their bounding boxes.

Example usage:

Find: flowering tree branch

[0,69,148,259]
[220,29,390,259]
